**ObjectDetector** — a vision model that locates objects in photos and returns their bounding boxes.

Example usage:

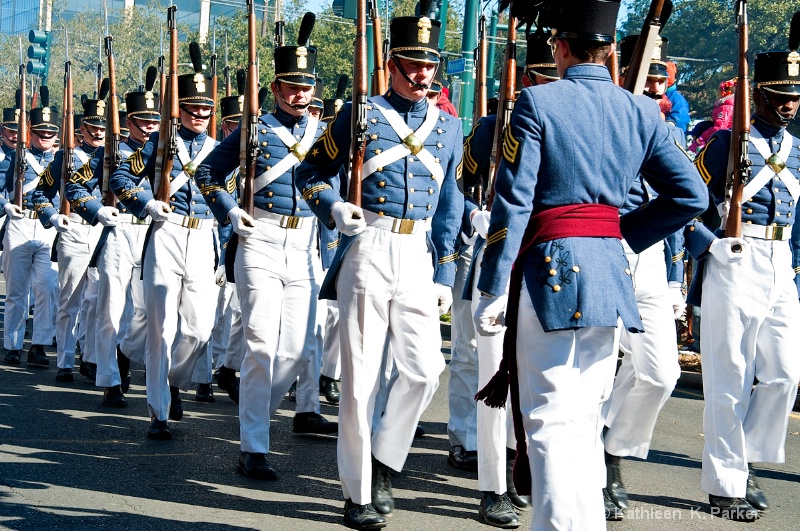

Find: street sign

[447,58,465,75]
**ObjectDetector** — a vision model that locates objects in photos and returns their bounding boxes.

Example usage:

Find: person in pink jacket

[689,78,736,153]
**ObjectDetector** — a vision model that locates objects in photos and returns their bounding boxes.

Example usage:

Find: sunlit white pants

[237,220,321,454]
[320,300,341,380]
[516,277,619,531]
[336,226,445,505]
[295,296,328,414]
[209,283,244,372]
[95,222,149,388]
[2,216,57,350]
[700,238,800,497]
[604,240,680,458]
[143,221,217,421]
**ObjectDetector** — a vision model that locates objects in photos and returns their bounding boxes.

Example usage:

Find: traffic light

[27,30,51,84]
[332,0,356,20]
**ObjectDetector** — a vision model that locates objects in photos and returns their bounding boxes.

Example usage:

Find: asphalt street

[1,275,799,530]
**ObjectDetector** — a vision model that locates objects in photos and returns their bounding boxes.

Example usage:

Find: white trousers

[471,245,515,494]
[336,227,445,505]
[143,221,218,420]
[95,222,149,387]
[321,300,341,380]
[55,223,102,368]
[604,240,680,458]
[237,221,321,454]
[2,217,57,350]
[700,238,800,497]
[296,295,328,414]
[209,283,244,371]
[517,278,619,531]
[447,245,479,451]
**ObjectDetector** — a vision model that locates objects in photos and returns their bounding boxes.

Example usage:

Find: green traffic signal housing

[27,30,51,83]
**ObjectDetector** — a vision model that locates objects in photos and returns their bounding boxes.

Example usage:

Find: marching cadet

[33,93,108,383]
[295,3,464,527]
[2,90,59,367]
[195,13,333,480]
[472,1,707,529]
[0,107,18,212]
[601,33,690,520]
[111,43,222,440]
[91,74,161,406]
[686,23,800,520]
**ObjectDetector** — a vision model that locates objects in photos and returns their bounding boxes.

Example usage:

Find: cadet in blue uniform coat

[295,6,463,528]
[684,39,800,520]
[472,2,707,529]
[194,14,334,480]
[110,44,221,440]
[33,95,107,383]
[2,93,59,367]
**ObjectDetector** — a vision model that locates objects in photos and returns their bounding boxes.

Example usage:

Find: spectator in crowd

[665,61,690,133]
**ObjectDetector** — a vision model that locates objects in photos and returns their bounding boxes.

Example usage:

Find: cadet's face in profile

[2,127,17,149]
[754,89,800,128]
[81,122,106,148]
[389,58,438,101]
[644,76,667,96]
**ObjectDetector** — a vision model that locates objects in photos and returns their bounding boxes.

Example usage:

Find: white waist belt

[165,212,213,230]
[740,223,792,241]
[68,213,91,225]
[118,214,151,225]
[253,208,314,230]
[363,209,432,234]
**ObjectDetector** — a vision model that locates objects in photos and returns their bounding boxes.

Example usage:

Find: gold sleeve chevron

[693,137,716,185]
[69,163,94,185]
[225,175,237,194]
[672,250,685,263]
[200,183,226,196]
[310,114,340,162]
[117,186,144,202]
[69,196,94,209]
[485,227,508,246]
[327,238,339,250]
[463,122,481,175]
[502,126,520,164]
[41,167,54,188]
[456,160,463,181]
[438,252,459,265]
[795,265,800,274]
[302,184,332,200]
[129,148,145,176]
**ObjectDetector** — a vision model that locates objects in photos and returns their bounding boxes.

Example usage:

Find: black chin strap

[391,57,435,91]
[180,105,212,121]
[275,81,311,111]
[759,88,797,125]
[128,119,153,142]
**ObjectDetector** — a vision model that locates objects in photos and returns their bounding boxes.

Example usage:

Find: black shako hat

[127,65,161,121]
[30,86,59,133]
[754,12,800,96]
[275,12,318,86]
[389,0,441,64]
[220,69,245,123]
[178,42,215,107]
[2,108,20,130]
[526,30,558,81]
[552,0,620,43]
[619,34,669,78]
[310,78,324,109]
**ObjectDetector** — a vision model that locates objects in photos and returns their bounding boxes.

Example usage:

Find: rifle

[59,29,74,216]
[723,0,751,240]
[473,15,488,122]
[209,22,218,139]
[240,0,260,215]
[103,0,120,208]
[368,0,387,96]
[158,23,165,108]
[486,10,518,209]
[349,0,369,207]
[224,33,231,97]
[13,39,28,208]
[621,0,671,95]
[96,39,103,97]
[607,33,619,85]
[138,55,144,91]
[153,5,179,203]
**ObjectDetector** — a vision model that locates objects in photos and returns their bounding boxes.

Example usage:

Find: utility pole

[457,0,479,133]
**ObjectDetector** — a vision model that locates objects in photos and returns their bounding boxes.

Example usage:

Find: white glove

[3,203,24,220]
[434,283,453,316]
[145,199,171,222]
[330,201,367,237]
[215,265,227,287]
[49,213,71,233]
[228,207,257,238]
[708,237,747,264]
[473,293,508,336]
[668,281,687,320]
[95,206,119,227]
[470,209,491,239]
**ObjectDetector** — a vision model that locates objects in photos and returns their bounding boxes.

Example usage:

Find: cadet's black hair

[563,38,611,64]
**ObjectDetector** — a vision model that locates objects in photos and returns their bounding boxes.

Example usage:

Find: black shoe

[79,360,96,381]
[319,375,341,404]
[447,445,478,471]
[55,368,74,382]
[286,381,297,401]
[479,492,521,529]
[4,350,21,364]
[237,452,278,480]
[147,417,172,440]
[342,499,386,530]
[709,494,759,521]
[414,424,426,438]
[27,345,50,367]
[195,383,216,403]
[293,412,338,434]
[505,457,531,511]
[371,456,394,516]
[604,489,624,521]
[117,347,131,393]
[746,467,769,511]
[605,451,629,510]
[169,386,183,421]
[103,385,127,408]
[216,366,240,404]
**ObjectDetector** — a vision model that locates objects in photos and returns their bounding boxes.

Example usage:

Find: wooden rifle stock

[368,0,387,96]
[486,13,517,210]
[60,55,74,215]
[14,65,28,208]
[349,0,369,207]
[241,0,259,216]
[209,53,218,140]
[621,0,666,95]
[103,33,120,208]
[154,5,179,204]
[724,0,751,239]
[158,55,166,108]
[474,15,488,122]
[607,35,619,85]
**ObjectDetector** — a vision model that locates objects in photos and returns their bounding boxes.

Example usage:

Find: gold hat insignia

[193,73,206,93]
[788,50,800,77]
[418,17,432,44]
[296,46,308,69]
[145,91,155,109]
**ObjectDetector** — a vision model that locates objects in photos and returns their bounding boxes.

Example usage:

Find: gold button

[409,173,414,178]
[170,205,175,211]
[370,134,378,140]
[268,203,273,209]
[171,196,176,201]
[315,199,319,205]
[408,156,415,162]
[378,197,385,203]
[296,207,300,212]
[434,157,440,163]
[553,285,561,292]
[573,312,581,319]
[409,188,415,193]
[378,181,385,187]
[191,201,196,205]
[378,211,384,216]
[260,129,267,134]
[268,191,273,197]
[374,148,382,155]
[544,256,551,263]
[266,166,272,170]
[746,220,752,224]
[427,204,431,210]
[689,226,695,231]
[370,118,377,124]
[264,153,270,159]
[377,167,383,172]
[409,204,414,209]
[296,195,300,200]
[549,269,557,276]
[261,141,268,147]
[746,208,753,214]
[777,199,782,204]
[572,266,580,273]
